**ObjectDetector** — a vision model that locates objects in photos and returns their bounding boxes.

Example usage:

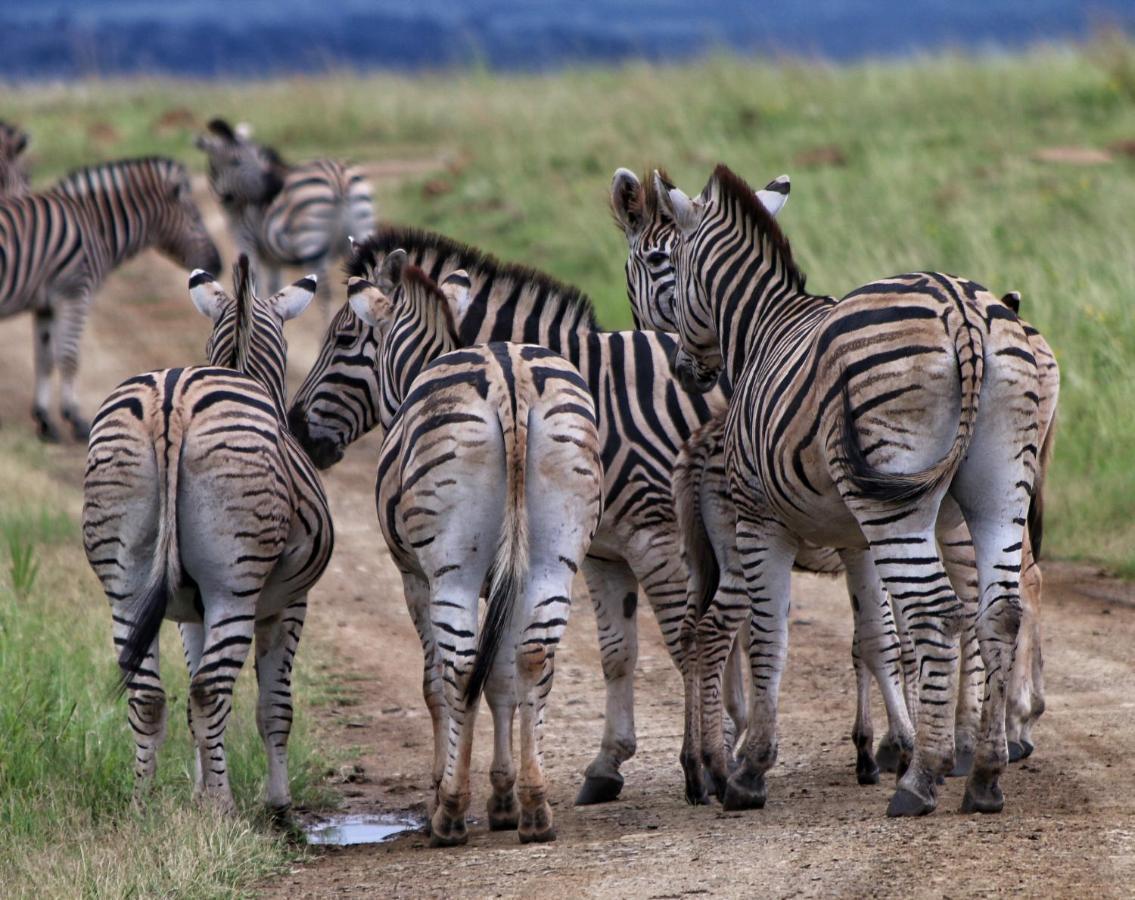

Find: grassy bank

[5,46,1135,566]
[0,434,333,898]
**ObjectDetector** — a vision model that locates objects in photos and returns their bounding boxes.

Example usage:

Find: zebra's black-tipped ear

[11,130,28,156]
[440,269,473,320]
[375,249,408,294]
[189,269,228,322]
[1002,291,1022,314]
[346,277,395,329]
[756,175,790,218]
[611,168,645,234]
[270,274,317,322]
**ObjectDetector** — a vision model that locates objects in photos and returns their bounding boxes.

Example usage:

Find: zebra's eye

[646,251,669,267]
[334,332,358,348]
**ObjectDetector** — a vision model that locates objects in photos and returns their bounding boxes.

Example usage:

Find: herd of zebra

[0,115,1059,847]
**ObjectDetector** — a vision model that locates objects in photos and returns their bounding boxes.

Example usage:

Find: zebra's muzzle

[287,404,344,470]
[671,346,719,394]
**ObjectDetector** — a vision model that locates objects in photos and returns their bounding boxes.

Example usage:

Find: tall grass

[3,49,1134,561]
[0,443,332,898]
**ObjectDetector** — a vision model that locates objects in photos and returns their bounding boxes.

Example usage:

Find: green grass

[14,46,1123,568]
[0,440,334,898]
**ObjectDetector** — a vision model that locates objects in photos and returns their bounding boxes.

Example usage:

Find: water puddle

[303,813,421,846]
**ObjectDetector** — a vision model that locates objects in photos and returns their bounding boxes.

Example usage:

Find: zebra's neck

[51,160,170,269]
[702,174,833,383]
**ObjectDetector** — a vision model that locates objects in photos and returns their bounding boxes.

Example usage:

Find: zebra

[0,156,221,441]
[81,256,332,814]
[0,121,31,197]
[613,166,1059,787]
[323,255,603,844]
[656,162,1044,818]
[195,118,375,310]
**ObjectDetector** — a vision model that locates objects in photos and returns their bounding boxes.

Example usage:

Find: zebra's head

[612,167,790,337]
[0,121,30,197]
[288,253,462,470]
[155,161,223,276]
[190,256,316,412]
[195,118,285,209]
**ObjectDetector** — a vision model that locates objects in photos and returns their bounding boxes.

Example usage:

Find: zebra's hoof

[575,771,623,806]
[886,787,935,818]
[1008,740,1034,763]
[961,772,1004,814]
[857,754,881,786]
[34,410,61,443]
[518,805,555,844]
[950,749,975,777]
[429,815,468,848]
[721,770,767,811]
[488,792,520,831]
[63,411,91,442]
[875,737,901,774]
[706,766,730,803]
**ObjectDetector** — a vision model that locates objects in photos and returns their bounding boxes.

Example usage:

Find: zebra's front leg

[254,597,308,817]
[187,598,258,814]
[485,665,519,831]
[113,613,168,801]
[841,548,915,785]
[54,293,92,441]
[429,585,480,848]
[724,518,796,811]
[31,306,62,442]
[576,557,640,805]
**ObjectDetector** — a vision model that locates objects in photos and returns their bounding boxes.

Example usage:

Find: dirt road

[3,204,1133,898]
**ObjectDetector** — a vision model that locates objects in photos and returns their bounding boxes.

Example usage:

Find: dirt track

[3,195,1134,898]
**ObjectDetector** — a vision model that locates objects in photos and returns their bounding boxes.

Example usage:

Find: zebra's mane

[710,163,807,291]
[401,263,458,340]
[232,254,254,374]
[345,225,599,331]
[54,156,185,194]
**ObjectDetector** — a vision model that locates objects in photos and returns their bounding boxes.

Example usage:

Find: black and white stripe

[0,120,30,197]
[82,256,332,814]
[659,163,1042,818]
[0,156,220,440]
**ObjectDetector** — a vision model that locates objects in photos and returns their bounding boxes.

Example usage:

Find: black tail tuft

[464,557,516,707]
[1027,487,1045,560]
[114,574,171,698]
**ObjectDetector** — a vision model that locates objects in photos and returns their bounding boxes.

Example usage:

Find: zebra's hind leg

[255,597,308,817]
[113,614,168,801]
[576,557,640,806]
[722,626,750,759]
[723,517,796,812]
[485,665,519,831]
[842,548,915,786]
[187,599,257,814]
[178,621,207,798]
[401,573,446,823]
[31,306,62,442]
[940,521,983,777]
[1007,538,1044,762]
[54,293,92,441]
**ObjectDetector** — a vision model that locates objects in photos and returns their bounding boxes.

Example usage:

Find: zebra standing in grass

[657,163,1041,818]
[0,157,221,440]
[195,118,375,311]
[613,166,1059,787]
[82,257,332,814]
[0,121,31,197]
[315,255,603,844]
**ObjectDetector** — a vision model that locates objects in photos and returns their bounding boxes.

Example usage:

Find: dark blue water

[1,1,1132,81]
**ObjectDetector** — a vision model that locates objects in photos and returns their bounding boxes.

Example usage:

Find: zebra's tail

[673,420,721,623]
[839,301,985,506]
[116,407,183,695]
[464,392,530,706]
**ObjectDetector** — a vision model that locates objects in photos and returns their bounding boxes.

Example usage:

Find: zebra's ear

[756,175,790,218]
[270,274,317,321]
[188,269,228,322]
[234,122,255,142]
[611,168,645,234]
[440,270,473,319]
[347,277,395,329]
[375,249,408,294]
[661,186,702,236]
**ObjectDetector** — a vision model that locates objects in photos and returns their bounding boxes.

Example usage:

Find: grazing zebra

[195,118,375,309]
[0,157,221,441]
[613,166,1060,787]
[0,121,31,197]
[82,257,332,814]
[656,162,1041,818]
[321,255,603,844]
